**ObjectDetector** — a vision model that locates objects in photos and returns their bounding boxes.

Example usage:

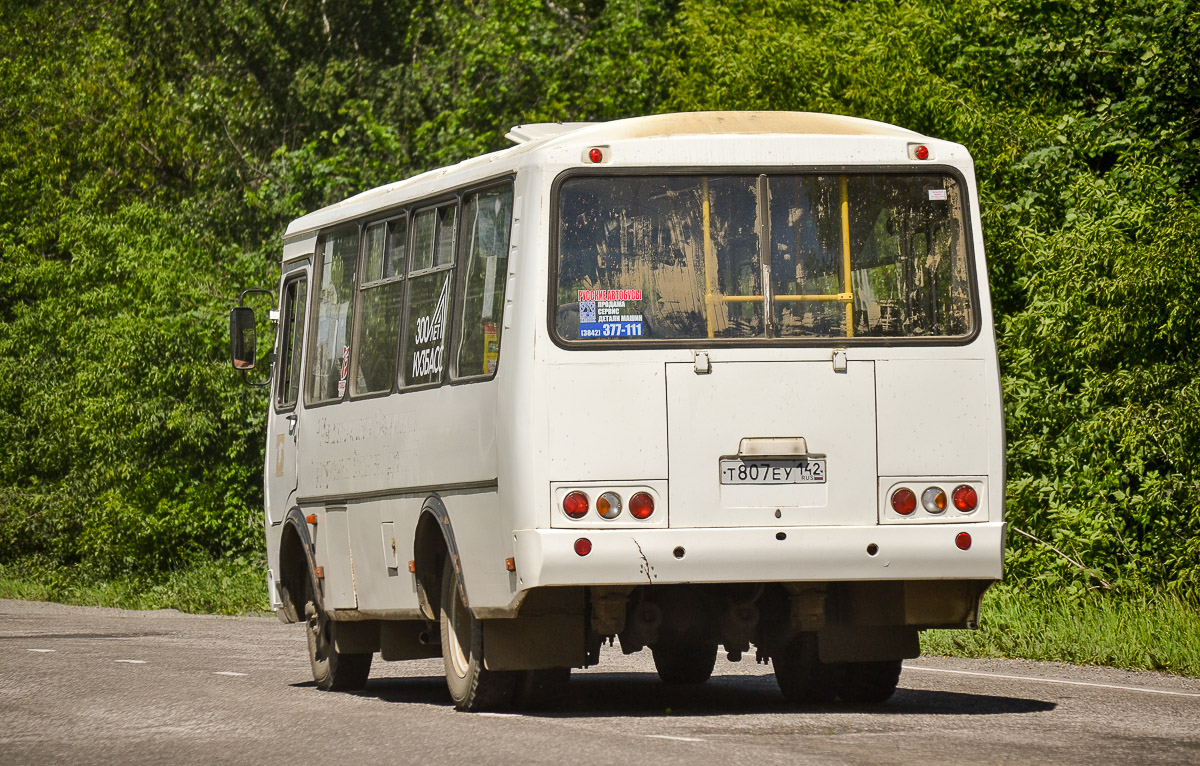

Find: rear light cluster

[888,482,981,520]
[562,490,655,521]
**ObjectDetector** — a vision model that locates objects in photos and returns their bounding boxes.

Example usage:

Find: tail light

[921,486,947,514]
[629,492,655,519]
[596,492,622,519]
[952,485,978,512]
[890,488,917,515]
[563,491,589,519]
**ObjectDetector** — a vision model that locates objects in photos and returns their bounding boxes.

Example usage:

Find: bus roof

[284,112,924,240]
[508,111,919,144]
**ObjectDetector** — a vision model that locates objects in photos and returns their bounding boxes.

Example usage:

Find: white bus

[230,112,1005,711]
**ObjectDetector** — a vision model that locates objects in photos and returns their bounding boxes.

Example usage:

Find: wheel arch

[413,495,466,621]
[278,508,321,622]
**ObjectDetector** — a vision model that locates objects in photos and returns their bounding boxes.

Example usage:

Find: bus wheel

[772,633,838,704]
[515,667,571,710]
[651,641,718,684]
[305,600,372,691]
[439,558,517,711]
[836,660,902,704]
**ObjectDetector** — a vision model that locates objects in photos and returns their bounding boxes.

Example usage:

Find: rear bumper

[513,522,1004,588]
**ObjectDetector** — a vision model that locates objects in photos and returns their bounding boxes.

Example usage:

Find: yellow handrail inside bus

[840,175,854,337]
[699,175,855,336]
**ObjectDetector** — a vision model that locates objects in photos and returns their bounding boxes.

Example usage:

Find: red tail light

[629,492,655,519]
[890,488,917,515]
[563,491,589,519]
[952,485,978,512]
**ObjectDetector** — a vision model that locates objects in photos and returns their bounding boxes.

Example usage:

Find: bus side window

[403,202,457,388]
[306,227,359,404]
[351,216,406,395]
[454,184,513,378]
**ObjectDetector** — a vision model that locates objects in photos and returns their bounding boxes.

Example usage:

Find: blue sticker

[580,320,643,339]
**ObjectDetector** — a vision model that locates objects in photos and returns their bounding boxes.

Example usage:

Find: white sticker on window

[928,189,948,201]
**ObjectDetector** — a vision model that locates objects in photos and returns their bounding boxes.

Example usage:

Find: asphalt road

[2,598,1198,765]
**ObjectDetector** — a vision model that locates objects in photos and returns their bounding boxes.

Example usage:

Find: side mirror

[229,288,275,388]
[229,306,257,370]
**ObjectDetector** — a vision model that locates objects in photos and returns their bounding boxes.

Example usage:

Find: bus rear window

[554,173,974,343]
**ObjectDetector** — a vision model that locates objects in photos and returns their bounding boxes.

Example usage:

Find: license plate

[719,458,826,485]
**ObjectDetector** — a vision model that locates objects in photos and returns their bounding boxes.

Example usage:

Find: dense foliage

[1,0,1196,598]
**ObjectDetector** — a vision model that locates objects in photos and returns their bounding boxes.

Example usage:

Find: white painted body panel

[514,523,1005,589]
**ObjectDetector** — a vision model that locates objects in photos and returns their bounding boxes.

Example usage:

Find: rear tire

[439,558,517,711]
[306,598,372,692]
[651,641,718,684]
[515,667,572,710]
[836,660,902,704]
[772,633,839,704]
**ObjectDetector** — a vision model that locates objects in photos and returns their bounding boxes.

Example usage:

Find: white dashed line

[114,659,147,664]
[213,671,248,677]
[645,735,706,742]
[26,649,56,653]
[906,665,1200,698]
[476,712,520,718]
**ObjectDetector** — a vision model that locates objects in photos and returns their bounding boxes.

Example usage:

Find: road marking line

[26,649,55,653]
[906,665,1200,698]
[114,659,147,664]
[476,712,520,718]
[213,671,248,677]
[646,735,706,742]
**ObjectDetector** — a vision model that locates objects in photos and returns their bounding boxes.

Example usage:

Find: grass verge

[921,583,1200,677]
[0,556,270,615]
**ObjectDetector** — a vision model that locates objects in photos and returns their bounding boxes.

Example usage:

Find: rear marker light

[956,532,972,550]
[597,491,622,519]
[890,488,917,515]
[629,492,655,519]
[563,491,589,519]
[574,538,592,556]
[915,144,929,160]
[588,147,603,163]
[922,486,948,514]
[952,485,978,512]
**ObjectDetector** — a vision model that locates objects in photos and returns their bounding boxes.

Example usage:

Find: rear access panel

[665,361,877,528]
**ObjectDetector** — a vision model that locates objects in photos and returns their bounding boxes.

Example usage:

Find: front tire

[306,599,372,691]
[439,558,517,711]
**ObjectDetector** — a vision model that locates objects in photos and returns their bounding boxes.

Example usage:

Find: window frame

[273,270,310,414]
[450,180,516,383]
[399,197,460,393]
[304,223,362,408]
[547,165,983,350]
[348,212,409,401]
